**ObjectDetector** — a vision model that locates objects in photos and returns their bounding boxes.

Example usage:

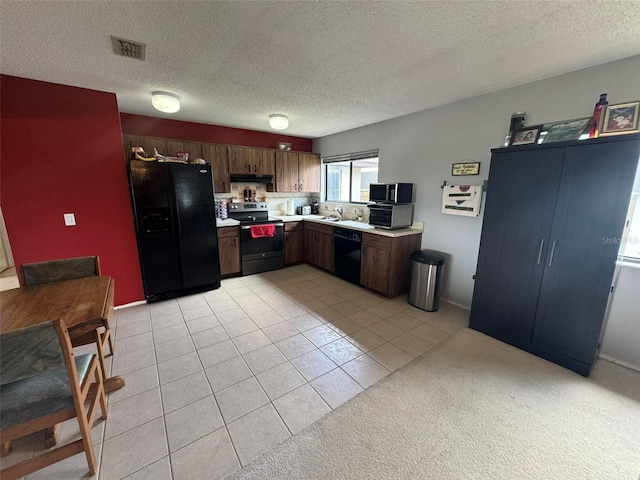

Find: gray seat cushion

[0,354,94,431]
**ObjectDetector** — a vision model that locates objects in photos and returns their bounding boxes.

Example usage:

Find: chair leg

[94,331,108,381]
[43,423,62,449]
[95,358,109,421]
[81,432,98,476]
[77,366,101,477]
[106,328,115,357]
[1,441,11,457]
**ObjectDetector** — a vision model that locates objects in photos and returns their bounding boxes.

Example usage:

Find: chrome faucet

[334,206,343,221]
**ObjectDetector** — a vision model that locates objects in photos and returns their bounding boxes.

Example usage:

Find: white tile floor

[1,264,469,480]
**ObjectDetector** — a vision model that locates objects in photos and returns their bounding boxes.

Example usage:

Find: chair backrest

[0,321,65,386]
[20,256,101,287]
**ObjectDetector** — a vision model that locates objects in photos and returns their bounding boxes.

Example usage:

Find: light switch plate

[64,213,76,226]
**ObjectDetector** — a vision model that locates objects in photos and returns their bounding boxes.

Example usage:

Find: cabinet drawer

[305,222,333,235]
[217,226,239,238]
[363,233,392,250]
[285,221,303,232]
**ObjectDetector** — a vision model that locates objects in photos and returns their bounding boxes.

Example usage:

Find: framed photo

[510,125,542,146]
[600,101,640,136]
[540,117,590,144]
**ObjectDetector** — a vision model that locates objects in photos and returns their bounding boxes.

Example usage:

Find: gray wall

[600,264,640,370]
[314,55,640,309]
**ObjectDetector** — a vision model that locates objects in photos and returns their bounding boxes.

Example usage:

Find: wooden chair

[0,319,108,479]
[20,256,115,375]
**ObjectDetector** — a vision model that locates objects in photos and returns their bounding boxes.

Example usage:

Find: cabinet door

[166,140,202,160]
[259,150,275,176]
[304,230,318,266]
[126,135,167,159]
[298,153,321,192]
[470,148,564,342]
[361,244,390,295]
[218,227,241,276]
[275,151,299,192]
[533,140,640,363]
[244,149,275,174]
[316,233,334,271]
[228,146,251,173]
[387,233,423,298]
[284,229,304,265]
[202,144,230,193]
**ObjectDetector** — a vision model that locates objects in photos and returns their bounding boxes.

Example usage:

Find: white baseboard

[115,300,147,310]
[598,353,640,372]
[440,297,470,311]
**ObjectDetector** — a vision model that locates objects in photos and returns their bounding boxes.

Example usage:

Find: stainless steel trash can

[408,250,445,312]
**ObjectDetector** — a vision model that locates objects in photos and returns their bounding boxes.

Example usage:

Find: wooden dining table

[1,275,126,452]
[0,275,124,393]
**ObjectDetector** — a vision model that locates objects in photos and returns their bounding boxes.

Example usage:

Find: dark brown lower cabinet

[217,226,241,277]
[284,222,305,265]
[470,134,640,376]
[304,223,334,272]
[361,232,422,298]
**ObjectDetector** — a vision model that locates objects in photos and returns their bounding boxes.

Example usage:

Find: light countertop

[216,218,240,227]
[217,215,423,237]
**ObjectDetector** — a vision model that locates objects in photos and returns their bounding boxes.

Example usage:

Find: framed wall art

[510,125,542,146]
[599,101,640,136]
[540,117,590,143]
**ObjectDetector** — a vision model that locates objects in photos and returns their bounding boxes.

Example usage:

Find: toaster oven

[367,203,413,229]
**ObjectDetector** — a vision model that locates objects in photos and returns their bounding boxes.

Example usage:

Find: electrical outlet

[64,213,76,226]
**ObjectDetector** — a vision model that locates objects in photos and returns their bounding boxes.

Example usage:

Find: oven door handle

[241,224,284,230]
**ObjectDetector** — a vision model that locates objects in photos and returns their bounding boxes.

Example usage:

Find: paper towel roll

[287,199,295,216]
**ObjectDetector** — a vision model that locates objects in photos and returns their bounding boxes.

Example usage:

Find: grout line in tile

[97,266,458,480]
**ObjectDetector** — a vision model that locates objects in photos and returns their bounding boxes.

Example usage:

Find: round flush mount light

[269,114,289,130]
[152,91,180,113]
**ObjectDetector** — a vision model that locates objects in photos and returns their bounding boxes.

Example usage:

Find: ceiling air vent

[111,36,146,60]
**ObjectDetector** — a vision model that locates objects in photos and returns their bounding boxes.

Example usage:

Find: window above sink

[322,149,379,204]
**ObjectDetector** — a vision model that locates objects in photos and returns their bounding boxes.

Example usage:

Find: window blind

[322,149,379,164]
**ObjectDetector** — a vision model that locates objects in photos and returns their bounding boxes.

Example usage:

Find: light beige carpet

[229,328,640,480]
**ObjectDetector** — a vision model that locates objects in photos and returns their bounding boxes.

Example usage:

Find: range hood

[229,173,274,183]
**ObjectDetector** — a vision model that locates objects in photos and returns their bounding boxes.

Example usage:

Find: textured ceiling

[2,1,639,138]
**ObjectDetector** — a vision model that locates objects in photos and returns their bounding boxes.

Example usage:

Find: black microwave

[369,183,413,204]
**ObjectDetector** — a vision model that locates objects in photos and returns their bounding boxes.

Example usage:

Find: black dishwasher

[334,227,362,285]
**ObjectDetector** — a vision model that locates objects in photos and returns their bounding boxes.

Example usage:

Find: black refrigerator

[128,160,221,302]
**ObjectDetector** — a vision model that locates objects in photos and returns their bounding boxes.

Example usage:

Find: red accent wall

[1,75,144,305]
[120,113,313,152]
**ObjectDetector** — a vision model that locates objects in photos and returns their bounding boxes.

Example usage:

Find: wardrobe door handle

[537,239,545,265]
[548,240,557,267]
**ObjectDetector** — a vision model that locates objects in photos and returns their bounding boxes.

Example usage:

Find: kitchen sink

[316,217,375,229]
[338,221,375,229]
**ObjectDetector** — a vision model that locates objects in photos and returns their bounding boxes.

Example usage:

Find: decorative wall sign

[451,162,480,176]
[441,185,483,217]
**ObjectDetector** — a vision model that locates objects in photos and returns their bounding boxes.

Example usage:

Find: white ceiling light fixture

[269,114,289,130]
[152,91,180,113]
